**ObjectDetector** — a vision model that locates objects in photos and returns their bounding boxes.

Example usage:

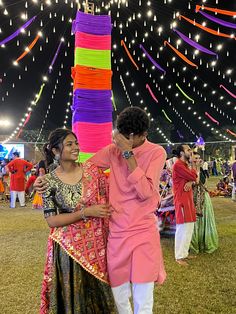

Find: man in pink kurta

[90,107,166,313]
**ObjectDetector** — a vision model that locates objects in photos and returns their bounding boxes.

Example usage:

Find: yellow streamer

[33,83,45,106]
[162,109,172,123]
[176,83,194,103]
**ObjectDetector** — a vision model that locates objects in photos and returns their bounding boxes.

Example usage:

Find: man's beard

[185,155,190,162]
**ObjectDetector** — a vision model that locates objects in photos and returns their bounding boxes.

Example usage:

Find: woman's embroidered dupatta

[40,161,109,314]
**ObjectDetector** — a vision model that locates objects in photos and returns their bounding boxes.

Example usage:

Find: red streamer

[23,112,31,127]
[220,84,236,99]
[15,34,40,63]
[71,65,112,90]
[73,121,112,153]
[121,40,139,70]
[179,15,236,40]
[146,84,158,103]
[196,5,236,16]
[205,112,219,125]
[226,129,236,137]
[75,31,111,50]
[16,128,23,139]
[164,41,198,68]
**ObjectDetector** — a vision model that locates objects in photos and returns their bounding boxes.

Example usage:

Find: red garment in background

[172,159,197,224]
[25,174,37,193]
[7,159,33,191]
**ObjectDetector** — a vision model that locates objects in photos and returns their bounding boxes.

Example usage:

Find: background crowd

[0,150,235,208]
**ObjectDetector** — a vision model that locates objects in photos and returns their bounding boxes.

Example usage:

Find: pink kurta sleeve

[89,145,111,170]
[174,162,197,181]
[127,147,166,200]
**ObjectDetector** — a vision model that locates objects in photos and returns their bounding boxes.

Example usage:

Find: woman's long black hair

[172,145,185,158]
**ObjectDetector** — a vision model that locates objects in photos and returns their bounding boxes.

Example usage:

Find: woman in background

[190,152,218,254]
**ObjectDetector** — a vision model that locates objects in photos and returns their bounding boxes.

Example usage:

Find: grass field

[0,177,235,314]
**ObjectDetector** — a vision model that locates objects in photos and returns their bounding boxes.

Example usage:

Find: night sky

[0,0,236,144]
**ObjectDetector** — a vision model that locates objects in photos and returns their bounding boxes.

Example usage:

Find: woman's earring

[54,154,60,165]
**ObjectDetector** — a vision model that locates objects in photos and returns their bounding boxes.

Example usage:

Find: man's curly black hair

[116,106,150,136]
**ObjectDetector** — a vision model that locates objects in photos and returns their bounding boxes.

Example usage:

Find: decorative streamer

[72,10,113,160]
[177,130,184,139]
[75,32,111,50]
[73,89,112,103]
[226,129,236,137]
[72,108,112,123]
[71,65,112,90]
[146,84,158,103]
[74,47,111,69]
[15,112,32,139]
[73,122,112,153]
[205,112,220,125]
[49,41,63,74]
[23,112,32,127]
[162,109,172,123]
[33,83,45,105]
[15,34,40,63]
[121,40,139,70]
[164,41,197,68]
[72,90,112,122]
[196,5,236,17]
[16,128,23,139]
[197,9,236,29]
[0,16,36,46]
[220,84,236,99]
[139,44,166,74]
[173,29,218,58]
[112,91,117,111]
[72,11,112,35]
[176,83,195,103]
[179,15,236,40]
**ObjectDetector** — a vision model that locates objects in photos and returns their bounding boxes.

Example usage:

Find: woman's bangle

[80,206,87,221]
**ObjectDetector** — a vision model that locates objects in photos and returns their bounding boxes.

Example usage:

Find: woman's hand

[84,204,112,218]
[33,175,47,194]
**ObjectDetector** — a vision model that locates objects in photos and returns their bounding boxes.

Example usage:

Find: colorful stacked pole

[71,11,113,162]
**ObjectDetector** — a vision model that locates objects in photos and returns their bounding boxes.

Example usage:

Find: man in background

[7,152,32,208]
[172,145,199,266]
